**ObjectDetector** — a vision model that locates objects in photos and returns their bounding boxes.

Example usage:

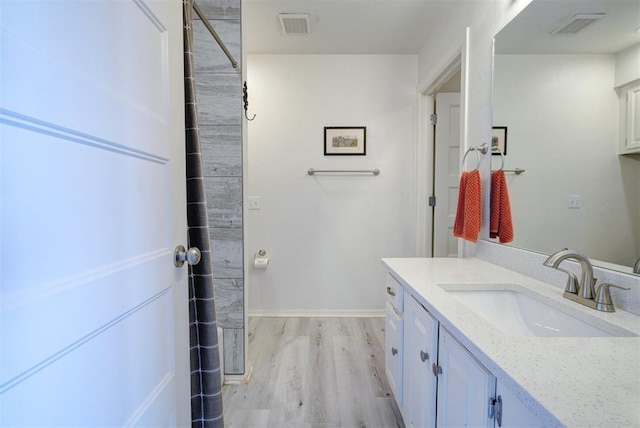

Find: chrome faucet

[543,249,630,312]
[543,249,596,299]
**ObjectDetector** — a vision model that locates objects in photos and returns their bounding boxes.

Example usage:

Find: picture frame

[491,126,507,155]
[324,126,366,156]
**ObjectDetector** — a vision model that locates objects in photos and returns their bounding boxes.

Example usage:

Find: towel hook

[492,146,505,171]
[243,81,256,121]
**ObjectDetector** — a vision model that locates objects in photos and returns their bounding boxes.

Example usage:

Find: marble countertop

[382,257,640,427]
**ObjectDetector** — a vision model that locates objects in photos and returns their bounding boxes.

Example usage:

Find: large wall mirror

[491,0,640,273]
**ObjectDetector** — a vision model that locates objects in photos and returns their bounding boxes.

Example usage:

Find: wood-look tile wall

[193,0,244,375]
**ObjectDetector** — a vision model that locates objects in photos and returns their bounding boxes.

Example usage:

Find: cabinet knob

[386,286,396,297]
[391,347,398,356]
[420,350,429,362]
[432,363,442,376]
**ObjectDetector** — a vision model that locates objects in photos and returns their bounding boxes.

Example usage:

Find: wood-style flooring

[222,317,405,428]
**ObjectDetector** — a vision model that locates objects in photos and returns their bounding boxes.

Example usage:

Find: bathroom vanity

[383,257,640,427]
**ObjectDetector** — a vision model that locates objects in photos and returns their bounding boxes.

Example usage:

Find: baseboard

[222,364,253,385]
[247,309,385,318]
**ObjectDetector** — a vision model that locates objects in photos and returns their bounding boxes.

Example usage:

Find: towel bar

[307,168,380,176]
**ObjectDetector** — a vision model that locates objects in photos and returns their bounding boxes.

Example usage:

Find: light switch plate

[568,195,581,209]
[248,196,261,210]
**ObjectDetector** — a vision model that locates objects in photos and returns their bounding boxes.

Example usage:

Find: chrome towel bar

[307,168,380,176]
[504,168,525,175]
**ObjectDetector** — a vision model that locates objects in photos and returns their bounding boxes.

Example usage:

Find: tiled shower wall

[193,0,244,375]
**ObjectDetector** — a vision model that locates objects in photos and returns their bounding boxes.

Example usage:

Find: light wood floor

[222,317,405,428]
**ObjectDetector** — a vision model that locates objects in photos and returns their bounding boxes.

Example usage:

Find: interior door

[0,1,189,425]
[433,92,461,257]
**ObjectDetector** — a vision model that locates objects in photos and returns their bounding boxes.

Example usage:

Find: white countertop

[382,257,640,427]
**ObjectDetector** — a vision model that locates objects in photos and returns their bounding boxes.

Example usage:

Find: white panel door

[0,1,189,426]
[436,328,496,428]
[433,92,461,257]
[402,295,438,428]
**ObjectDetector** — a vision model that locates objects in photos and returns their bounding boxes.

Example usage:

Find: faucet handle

[594,283,631,312]
[557,268,579,294]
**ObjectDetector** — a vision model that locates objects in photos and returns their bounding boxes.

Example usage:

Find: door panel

[0,0,188,425]
[436,328,496,428]
[402,296,438,428]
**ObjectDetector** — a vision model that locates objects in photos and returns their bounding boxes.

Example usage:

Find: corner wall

[246,54,418,315]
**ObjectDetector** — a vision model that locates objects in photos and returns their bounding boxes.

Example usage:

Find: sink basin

[444,287,635,337]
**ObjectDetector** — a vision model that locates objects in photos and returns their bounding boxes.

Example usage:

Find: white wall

[615,43,640,88]
[493,54,637,266]
[246,55,417,315]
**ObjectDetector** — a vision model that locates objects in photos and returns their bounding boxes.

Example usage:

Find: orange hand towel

[453,171,468,238]
[490,169,514,243]
[453,169,481,243]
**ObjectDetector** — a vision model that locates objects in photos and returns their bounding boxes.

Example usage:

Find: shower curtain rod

[192,1,239,69]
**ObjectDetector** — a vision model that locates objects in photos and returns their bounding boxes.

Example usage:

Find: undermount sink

[442,285,636,338]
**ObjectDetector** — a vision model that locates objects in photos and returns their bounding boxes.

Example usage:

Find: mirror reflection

[492,0,640,272]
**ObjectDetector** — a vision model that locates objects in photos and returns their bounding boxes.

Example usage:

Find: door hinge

[489,396,503,427]
[430,114,437,125]
[428,196,436,207]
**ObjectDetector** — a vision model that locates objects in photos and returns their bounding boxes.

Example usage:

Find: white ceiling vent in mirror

[550,13,605,35]
[278,13,311,35]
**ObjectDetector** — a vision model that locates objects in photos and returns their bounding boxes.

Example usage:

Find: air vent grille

[550,13,605,35]
[278,13,311,35]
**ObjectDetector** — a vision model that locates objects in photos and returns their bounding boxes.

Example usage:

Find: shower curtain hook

[243,81,256,121]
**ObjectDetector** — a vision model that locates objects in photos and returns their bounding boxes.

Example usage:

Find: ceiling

[243,0,453,55]
[496,0,640,54]
[243,0,640,56]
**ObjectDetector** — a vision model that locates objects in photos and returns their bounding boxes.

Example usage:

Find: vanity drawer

[386,274,404,313]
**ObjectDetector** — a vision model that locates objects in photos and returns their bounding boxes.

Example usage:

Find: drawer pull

[420,350,429,362]
[386,286,396,297]
[391,347,398,356]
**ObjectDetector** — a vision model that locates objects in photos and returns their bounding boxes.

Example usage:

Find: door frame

[415,28,471,258]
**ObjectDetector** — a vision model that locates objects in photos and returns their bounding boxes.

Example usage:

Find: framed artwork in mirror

[492,126,507,155]
[324,126,366,155]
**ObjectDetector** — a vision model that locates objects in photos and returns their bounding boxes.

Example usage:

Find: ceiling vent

[278,13,311,35]
[550,13,605,35]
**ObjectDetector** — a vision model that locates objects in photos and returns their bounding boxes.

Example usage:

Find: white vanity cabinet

[435,327,496,428]
[386,275,546,428]
[402,294,438,428]
[384,274,404,404]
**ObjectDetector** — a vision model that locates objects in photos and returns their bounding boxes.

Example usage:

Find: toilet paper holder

[253,250,270,269]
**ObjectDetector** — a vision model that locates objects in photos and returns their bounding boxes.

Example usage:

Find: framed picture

[491,126,507,155]
[324,127,366,156]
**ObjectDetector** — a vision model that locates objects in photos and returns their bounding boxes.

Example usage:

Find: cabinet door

[402,296,439,428]
[385,301,403,405]
[496,381,547,427]
[624,81,640,153]
[436,327,496,428]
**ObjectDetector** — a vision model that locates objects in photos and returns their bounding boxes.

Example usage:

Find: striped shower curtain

[183,1,224,426]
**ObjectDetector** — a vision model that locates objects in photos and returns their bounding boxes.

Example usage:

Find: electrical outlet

[248,196,261,210]
[568,195,581,209]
